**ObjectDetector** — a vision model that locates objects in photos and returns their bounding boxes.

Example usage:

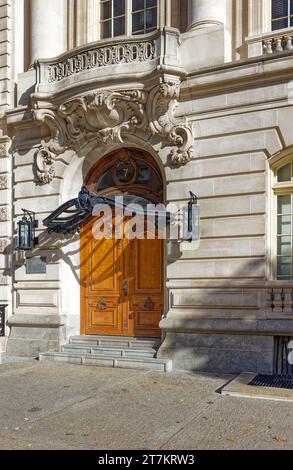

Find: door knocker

[97,297,107,310]
[144,297,154,311]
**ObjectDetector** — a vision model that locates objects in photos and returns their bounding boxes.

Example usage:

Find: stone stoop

[39,335,173,372]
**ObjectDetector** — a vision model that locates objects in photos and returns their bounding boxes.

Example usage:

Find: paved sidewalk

[0,362,293,450]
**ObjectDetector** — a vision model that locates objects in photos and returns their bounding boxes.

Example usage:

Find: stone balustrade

[263,34,293,55]
[269,287,293,313]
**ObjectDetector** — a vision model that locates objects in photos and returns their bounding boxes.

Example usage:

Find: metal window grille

[274,336,293,374]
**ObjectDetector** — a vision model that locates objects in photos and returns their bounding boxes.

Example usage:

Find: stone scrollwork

[31,76,194,183]
[58,89,148,148]
[35,146,56,184]
[148,77,194,166]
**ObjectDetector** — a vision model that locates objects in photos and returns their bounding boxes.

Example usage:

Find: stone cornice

[182,52,293,98]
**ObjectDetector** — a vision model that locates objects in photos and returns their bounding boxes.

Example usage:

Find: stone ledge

[7,314,65,328]
[160,316,293,335]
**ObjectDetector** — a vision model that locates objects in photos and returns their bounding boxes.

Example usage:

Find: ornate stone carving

[35,146,56,184]
[58,89,148,147]
[48,40,156,84]
[148,77,194,166]
[0,238,9,252]
[0,272,8,286]
[0,143,8,157]
[0,207,8,222]
[0,175,8,190]
[32,77,194,172]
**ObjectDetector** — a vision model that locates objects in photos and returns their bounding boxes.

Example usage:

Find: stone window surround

[270,152,293,281]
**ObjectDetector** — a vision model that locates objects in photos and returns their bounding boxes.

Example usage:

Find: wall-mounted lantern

[183,191,200,242]
[17,209,38,251]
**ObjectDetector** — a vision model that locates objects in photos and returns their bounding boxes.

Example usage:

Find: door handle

[123,281,129,296]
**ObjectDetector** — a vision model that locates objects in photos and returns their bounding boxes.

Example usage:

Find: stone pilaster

[0,126,12,352]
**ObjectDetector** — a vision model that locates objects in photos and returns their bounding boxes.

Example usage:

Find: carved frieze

[48,41,156,84]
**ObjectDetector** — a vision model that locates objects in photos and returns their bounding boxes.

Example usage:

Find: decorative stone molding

[58,89,148,147]
[148,77,194,166]
[0,175,8,190]
[35,146,56,184]
[47,41,156,84]
[0,207,8,222]
[0,238,9,252]
[0,273,8,286]
[263,34,293,55]
[0,143,8,157]
[32,77,194,179]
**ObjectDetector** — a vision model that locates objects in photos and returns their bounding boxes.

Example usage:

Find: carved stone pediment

[32,75,194,183]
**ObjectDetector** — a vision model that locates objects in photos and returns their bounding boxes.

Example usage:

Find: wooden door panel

[89,239,118,293]
[134,309,162,336]
[130,239,163,337]
[81,219,124,335]
[135,239,162,292]
[81,220,164,337]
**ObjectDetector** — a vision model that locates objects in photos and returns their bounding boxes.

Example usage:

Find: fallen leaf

[273,436,286,444]
[24,418,29,422]
[207,401,214,405]
[226,438,236,443]
[66,433,75,436]
[202,416,209,421]
[64,385,71,388]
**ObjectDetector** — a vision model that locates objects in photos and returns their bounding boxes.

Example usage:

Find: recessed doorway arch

[80,148,164,337]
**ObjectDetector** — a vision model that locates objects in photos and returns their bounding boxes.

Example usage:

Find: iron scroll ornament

[43,186,172,235]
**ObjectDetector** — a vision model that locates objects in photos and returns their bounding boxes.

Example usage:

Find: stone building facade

[1,0,293,373]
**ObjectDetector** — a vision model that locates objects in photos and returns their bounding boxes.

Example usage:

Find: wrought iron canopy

[43,186,171,235]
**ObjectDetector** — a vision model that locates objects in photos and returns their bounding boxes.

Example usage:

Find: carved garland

[32,78,194,184]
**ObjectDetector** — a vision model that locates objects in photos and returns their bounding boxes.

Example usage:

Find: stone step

[69,335,161,350]
[62,344,157,358]
[39,351,172,372]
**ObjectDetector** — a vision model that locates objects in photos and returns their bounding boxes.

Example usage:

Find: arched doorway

[80,148,164,337]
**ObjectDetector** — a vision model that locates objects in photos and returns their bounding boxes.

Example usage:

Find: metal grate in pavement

[249,374,293,390]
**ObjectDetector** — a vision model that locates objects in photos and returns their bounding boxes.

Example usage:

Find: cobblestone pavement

[0,362,292,450]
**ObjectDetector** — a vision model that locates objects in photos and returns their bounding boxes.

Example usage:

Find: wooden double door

[80,219,163,337]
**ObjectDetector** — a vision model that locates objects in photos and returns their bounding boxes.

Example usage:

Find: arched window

[100,0,158,39]
[273,160,293,279]
[271,0,293,31]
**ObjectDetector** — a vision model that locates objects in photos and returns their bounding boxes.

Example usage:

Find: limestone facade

[1,0,293,372]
